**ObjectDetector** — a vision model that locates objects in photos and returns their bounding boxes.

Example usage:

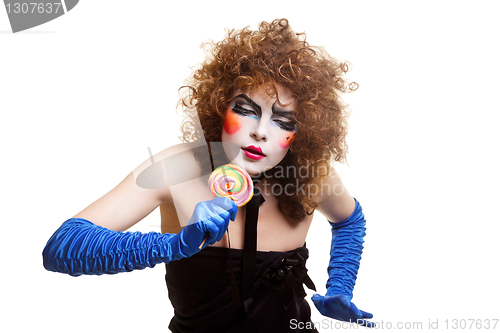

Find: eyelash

[232,104,296,132]
[274,120,296,132]
[232,104,256,117]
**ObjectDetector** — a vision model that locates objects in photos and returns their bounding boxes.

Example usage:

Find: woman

[43,19,374,332]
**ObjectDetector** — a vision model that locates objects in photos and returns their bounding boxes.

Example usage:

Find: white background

[1,1,499,332]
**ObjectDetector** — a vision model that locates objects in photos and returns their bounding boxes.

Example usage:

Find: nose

[250,120,268,142]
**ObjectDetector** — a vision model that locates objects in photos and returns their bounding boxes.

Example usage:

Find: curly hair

[179,18,357,221]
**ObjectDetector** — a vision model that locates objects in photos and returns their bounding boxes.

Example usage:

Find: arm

[312,170,375,327]
[42,147,237,276]
[43,197,237,276]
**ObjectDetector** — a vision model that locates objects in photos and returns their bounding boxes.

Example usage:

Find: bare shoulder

[315,166,356,223]
[132,141,204,202]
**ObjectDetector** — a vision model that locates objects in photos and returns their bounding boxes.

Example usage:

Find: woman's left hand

[311,294,375,328]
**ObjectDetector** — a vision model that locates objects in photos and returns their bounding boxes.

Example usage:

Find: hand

[311,294,375,328]
[176,197,238,257]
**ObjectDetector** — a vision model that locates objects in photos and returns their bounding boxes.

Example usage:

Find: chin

[229,159,259,175]
[245,167,262,176]
[243,161,276,176]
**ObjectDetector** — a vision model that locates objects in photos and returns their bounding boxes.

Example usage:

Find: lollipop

[208,164,254,207]
[199,164,253,249]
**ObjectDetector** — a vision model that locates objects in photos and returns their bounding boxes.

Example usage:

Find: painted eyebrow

[234,94,262,118]
[271,107,296,119]
[234,93,296,119]
[272,103,296,121]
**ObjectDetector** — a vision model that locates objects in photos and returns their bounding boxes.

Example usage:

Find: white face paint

[221,84,297,175]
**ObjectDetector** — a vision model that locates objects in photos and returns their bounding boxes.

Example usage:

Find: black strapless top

[165,245,317,332]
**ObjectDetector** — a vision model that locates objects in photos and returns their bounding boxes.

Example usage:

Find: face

[221,84,297,175]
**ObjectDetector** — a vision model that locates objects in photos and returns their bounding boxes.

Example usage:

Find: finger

[209,214,226,243]
[200,213,225,245]
[228,203,238,220]
[349,303,363,318]
[211,197,238,220]
[202,210,228,244]
[202,221,218,245]
[209,198,238,224]
[359,310,373,319]
[311,294,323,305]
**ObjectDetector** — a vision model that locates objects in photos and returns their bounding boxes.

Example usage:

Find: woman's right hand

[174,197,238,257]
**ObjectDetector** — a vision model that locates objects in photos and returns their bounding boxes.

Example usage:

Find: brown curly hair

[179,18,357,221]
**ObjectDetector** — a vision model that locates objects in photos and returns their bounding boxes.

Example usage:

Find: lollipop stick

[199,235,208,249]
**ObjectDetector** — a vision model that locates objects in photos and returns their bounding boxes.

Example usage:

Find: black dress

[165,188,318,332]
[165,245,317,332]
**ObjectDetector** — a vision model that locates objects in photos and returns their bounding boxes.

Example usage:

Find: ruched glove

[312,198,375,327]
[43,197,238,276]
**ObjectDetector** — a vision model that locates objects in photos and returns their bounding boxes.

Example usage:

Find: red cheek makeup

[279,132,295,149]
[223,106,242,135]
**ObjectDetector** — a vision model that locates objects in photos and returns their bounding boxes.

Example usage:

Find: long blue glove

[312,198,375,327]
[42,197,238,276]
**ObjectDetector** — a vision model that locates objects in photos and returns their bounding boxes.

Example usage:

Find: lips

[242,145,266,160]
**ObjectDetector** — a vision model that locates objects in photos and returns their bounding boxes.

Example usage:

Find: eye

[273,119,296,132]
[232,104,257,118]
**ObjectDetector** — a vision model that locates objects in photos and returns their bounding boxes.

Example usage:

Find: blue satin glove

[42,197,237,276]
[312,294,374,327]
[312,198,375,327]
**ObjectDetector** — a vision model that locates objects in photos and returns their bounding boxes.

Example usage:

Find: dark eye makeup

[232,103,257,117]
[229,93,297,132]
[232,103,296,131]
[273,119,297,132]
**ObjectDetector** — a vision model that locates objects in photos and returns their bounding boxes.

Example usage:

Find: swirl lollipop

[208,164,254,207]
[199,164,254,249]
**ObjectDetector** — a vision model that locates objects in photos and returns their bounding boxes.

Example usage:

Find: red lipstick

[242,145,266,160]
